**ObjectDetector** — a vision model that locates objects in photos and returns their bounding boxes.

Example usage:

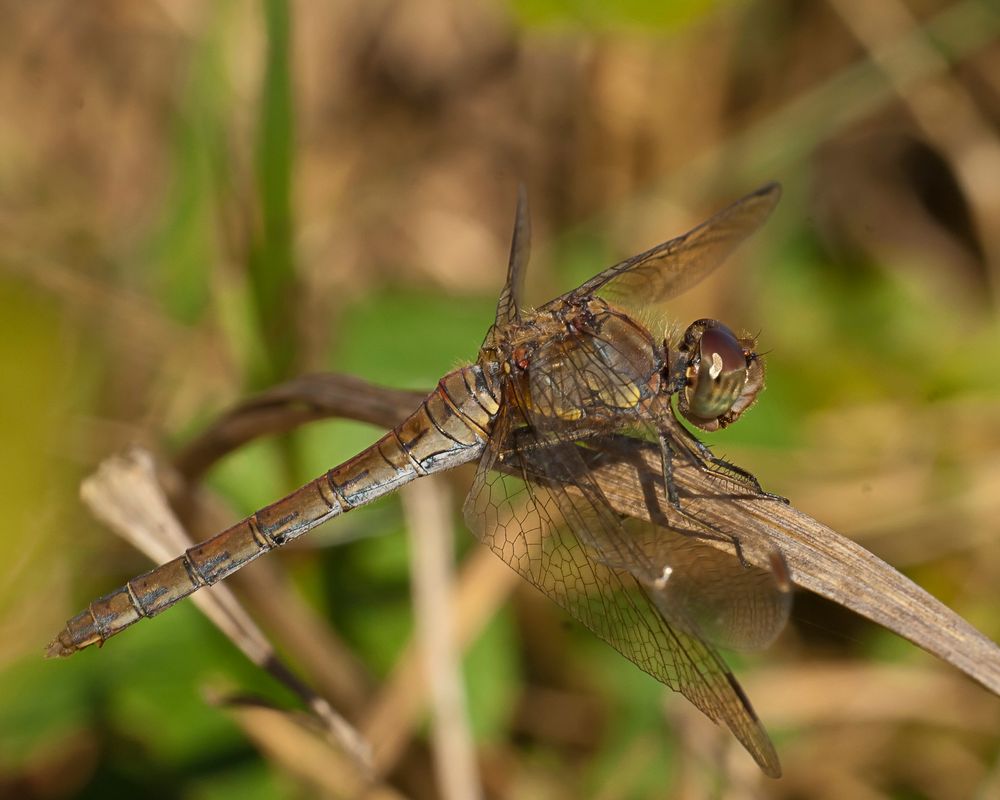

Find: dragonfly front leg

[679,427,788,504]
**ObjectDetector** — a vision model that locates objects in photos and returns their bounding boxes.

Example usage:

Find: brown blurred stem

[174,373,424,481]
[401,480,483,800]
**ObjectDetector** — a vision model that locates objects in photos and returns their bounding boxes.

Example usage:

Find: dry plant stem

[209,693,404,800]
[174,374,425,481]
[361,547,519,777]
[402,480,484,800]
[225,558,374,715]
[180,373,1000,698]
[76,448,373,773]
[743,662,1000,731]
[827,0,1000,303]
[588,448,1000,697]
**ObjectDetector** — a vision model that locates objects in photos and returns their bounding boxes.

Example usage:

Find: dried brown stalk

[401,479,484,800]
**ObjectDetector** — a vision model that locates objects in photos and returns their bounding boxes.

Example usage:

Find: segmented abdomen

[49,365,499,656]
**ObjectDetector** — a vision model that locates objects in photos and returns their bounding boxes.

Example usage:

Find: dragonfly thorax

[489,299,665,424]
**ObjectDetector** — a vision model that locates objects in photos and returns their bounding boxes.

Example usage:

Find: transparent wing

[562,182,780,310]
[524,307,790,649]
[494,185,531,328]
[626,516,789,652]
[527,414,791,653]
[463,415,783,777]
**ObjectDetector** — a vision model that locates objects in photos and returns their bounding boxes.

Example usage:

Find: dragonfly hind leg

[657,431,767,570]
[658,432,681,507]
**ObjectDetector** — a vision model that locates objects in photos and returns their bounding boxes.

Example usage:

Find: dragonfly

[50,182,791,777]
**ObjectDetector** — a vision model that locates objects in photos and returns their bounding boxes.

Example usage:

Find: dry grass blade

[402,479,483,800]
[72,447,372,772]
[208,691,405,800]
[738,501,1000,696]
[586,445,1000,697]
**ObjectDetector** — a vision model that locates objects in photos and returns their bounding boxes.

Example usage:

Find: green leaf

[247,0,299,387]
[509,0,719,31]
[330,289,494,389]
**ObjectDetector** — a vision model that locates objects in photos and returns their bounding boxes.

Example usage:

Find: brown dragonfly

[50,183,790,776]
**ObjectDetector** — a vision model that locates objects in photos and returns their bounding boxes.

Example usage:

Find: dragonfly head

[675,319,764,432]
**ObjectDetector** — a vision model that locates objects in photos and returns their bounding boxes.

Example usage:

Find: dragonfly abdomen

[48,365,497,657]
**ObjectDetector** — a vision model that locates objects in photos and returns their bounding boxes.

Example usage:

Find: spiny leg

[658,432,681,507]
[678,425,788,504]
[659,432,751,568]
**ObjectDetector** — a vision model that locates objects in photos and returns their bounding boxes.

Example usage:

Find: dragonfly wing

[525,320,791,651]
[622,515,791,652]
[494,185,532,328]
[543,422,791,646]
[565,182,781,310]
[463,426,782,777]
[626,402,793,652]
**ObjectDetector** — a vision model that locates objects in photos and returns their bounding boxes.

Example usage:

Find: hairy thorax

[480,297,664,427]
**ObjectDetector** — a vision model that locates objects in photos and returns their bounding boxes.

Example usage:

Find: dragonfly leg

[666,507,752,569]
[658,432,681,507]
[683,431,788,504]
[656,432,754,567]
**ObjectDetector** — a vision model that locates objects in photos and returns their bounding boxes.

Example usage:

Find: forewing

[565,182,780,309]
[463,427,782,777]
[494,185,531,328]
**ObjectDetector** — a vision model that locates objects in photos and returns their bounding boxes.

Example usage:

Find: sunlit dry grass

[2,1,1000,798]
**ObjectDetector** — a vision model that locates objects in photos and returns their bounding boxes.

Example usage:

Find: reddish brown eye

[679,320,757,430]
[699,325,746,378]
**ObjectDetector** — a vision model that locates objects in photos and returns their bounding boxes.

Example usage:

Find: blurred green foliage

[248,0,298,387]
[510,0,719,30]
[146,2,232,326]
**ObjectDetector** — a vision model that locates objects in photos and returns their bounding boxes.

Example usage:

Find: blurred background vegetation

[2,0,1000,797]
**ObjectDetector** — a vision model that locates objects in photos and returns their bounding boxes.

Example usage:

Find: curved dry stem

[402,480,484,800]
[174,373,424,481]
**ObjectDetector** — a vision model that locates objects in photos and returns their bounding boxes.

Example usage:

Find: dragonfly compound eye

[679,320,763,431]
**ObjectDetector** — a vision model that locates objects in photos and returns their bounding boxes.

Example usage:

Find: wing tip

[750,180,783,211]
[724,669,782,778]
